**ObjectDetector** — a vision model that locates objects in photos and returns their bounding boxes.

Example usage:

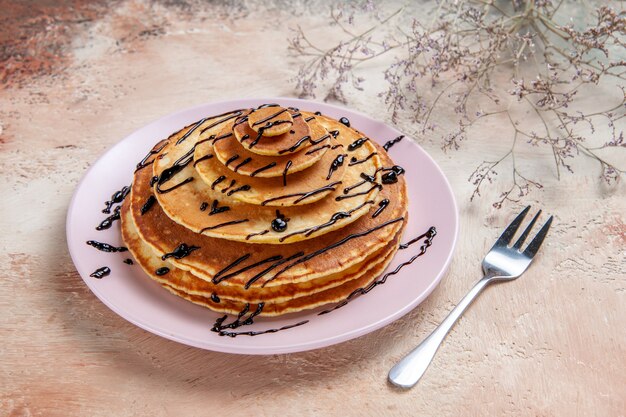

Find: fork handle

[388,276,492,388]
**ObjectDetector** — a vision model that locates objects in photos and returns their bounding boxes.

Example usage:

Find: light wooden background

[1,1,624,416]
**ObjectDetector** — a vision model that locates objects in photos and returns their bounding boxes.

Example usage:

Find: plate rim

[66,96,459,354]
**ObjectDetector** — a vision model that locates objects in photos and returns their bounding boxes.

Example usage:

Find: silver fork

[388,206,553,389]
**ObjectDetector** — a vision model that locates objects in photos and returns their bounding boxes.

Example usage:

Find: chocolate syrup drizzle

[198,132,232,147]
[335,184,382,201]
[261,181,342,206]
[200,202,208,211]
[212,254,251,283]
[86,240,128,253]
[305,144,330,155]
[271,210,289,232]
[372,199,390,218]
[155,267,170,276]
[140,196,156,215]
[154,148,194,194]
[209,199,230,215]
[250,162,277,177]
[191,110,244,143]
[282,160,292,186]
[399,226,437,250]
[200,219,249,233]
[383,135,405,151]
[233,113,249,128]
[376,165,404,184]
[234,157,252,172]
[135,141,168,172]
[175,118,207,145]
[278,200,374,243]
[277,135,311,155]
[349,152,378,166]
[347,137,368,151]
[211,175,226,190]
[249,120,294,149]
[376,165,405,175]
[123,259,134,265]
[221,179,236,194]
[102,186,130,214]
[362,172,376,182]
[245,252,304,289]
[339,117,350,127]
[262,217,404,285]
[211,303,309,337]
[210,293,220,303]
[225,154,240,166]
[382,171,401,184]
[151,112,246,199]
[96,206,121,230]
[157,177,193,194]
[326,154,347,180]
[161,243,200,260]
[251,108,291,127]
[376,165,405,185]
[319,226,437,314]
[343,172,376,194]
[227,184,251,196]
[214,255,283,285]
[310,134,330,145]
[245,229,269,240]
[90,267,111,279]
[193,154,213,167]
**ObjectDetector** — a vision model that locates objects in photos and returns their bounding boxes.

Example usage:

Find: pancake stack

[121,104,408,317]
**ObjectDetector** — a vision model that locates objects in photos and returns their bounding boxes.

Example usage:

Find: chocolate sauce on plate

[90,266,111,279]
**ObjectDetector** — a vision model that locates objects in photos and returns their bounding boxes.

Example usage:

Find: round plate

[66,98,458,354]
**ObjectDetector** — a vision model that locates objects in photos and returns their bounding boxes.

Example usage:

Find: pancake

[130,141,407,287]
[233,105,316,156]
[246,104,294,137]
[212,113,331,178]
[122,198,401,317]
[152,111,383,243]
[122,198,401,304]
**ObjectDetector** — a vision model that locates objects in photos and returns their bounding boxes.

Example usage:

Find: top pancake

[152,110,383,244]
[194,118,346,207]
[212,112,331,178]
[246,105,294,137]
[233,105,315,156]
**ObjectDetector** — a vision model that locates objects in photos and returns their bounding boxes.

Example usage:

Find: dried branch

[290,1,626,207]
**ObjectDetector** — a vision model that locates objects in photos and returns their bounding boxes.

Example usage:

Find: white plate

[66,98,458,354]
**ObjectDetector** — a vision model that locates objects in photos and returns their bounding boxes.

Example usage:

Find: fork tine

[494,205,530,247]
[523,215,553,258]
[513,209,542,250]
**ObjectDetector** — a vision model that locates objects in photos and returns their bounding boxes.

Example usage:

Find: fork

[388,206,553,389]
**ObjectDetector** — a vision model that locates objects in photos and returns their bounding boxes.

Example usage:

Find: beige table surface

[1,1,624,416]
